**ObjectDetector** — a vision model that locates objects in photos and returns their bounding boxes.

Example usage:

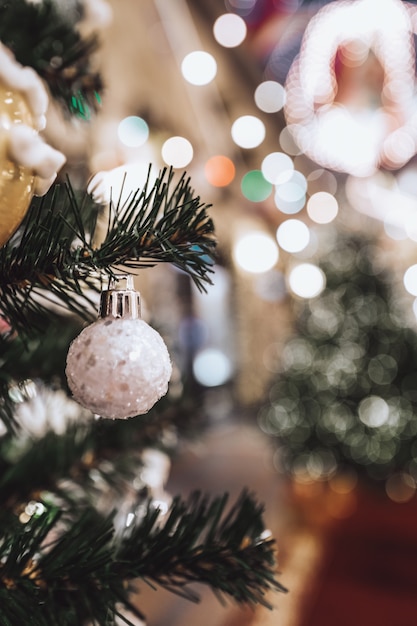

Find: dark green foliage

[0,0,103,117]
[261,232,417,484]
[0,486,285,625]
[116,490,286,605]
[0,168,284,621]
[0,167,216,336]
[0,3,285,622]
[0,375,285,623]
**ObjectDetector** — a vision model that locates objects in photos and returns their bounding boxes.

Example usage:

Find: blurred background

[46,0,417,624]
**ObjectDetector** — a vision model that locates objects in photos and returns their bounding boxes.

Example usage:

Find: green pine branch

[0,507,122,626]
[0,492,286,625]
[117,490,287,606]
[0,424,93,505]
[0,317,84,433]
[0,167,216,336]
[0,0,103,118]
[0,394,207,504]
[0,418,286,622]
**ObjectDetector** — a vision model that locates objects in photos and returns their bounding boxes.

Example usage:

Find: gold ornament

[0,83,36,247]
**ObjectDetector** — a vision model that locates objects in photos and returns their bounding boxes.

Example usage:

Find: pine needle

[0,168,216,335]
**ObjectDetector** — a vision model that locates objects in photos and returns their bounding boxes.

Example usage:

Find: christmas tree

[0,2,285,624]
[261,228,417,491]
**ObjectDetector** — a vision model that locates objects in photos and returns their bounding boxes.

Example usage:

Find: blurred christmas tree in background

[260,228,417,497]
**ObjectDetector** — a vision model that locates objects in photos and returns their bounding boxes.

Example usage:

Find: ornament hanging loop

[99,274,141,320]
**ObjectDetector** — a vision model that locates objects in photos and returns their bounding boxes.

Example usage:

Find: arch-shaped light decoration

[284,0,417,177]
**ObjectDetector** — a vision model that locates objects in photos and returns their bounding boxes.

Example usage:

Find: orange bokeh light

[204,155,236,187]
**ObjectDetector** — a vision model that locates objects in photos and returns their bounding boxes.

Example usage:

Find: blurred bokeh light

[204,155,236,187]
[233,231,279,273]
[213,13,247,47]
[181,50,217,85]
[193,348,233,387]
[241,169,272,201]
[288,262,326,298]
[161,136,193,167]
[117,116,149,147]
[254,80,286,113]
[307,191,339,224]
[231,114,266,148]
[276,219,310,253]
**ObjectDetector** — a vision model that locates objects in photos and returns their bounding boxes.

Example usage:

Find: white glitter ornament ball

[66,316,172,419]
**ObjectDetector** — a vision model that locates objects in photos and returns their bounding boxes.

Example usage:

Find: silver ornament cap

[99,274,141,319]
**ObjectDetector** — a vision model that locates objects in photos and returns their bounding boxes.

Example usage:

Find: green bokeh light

[241,170,272,202]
